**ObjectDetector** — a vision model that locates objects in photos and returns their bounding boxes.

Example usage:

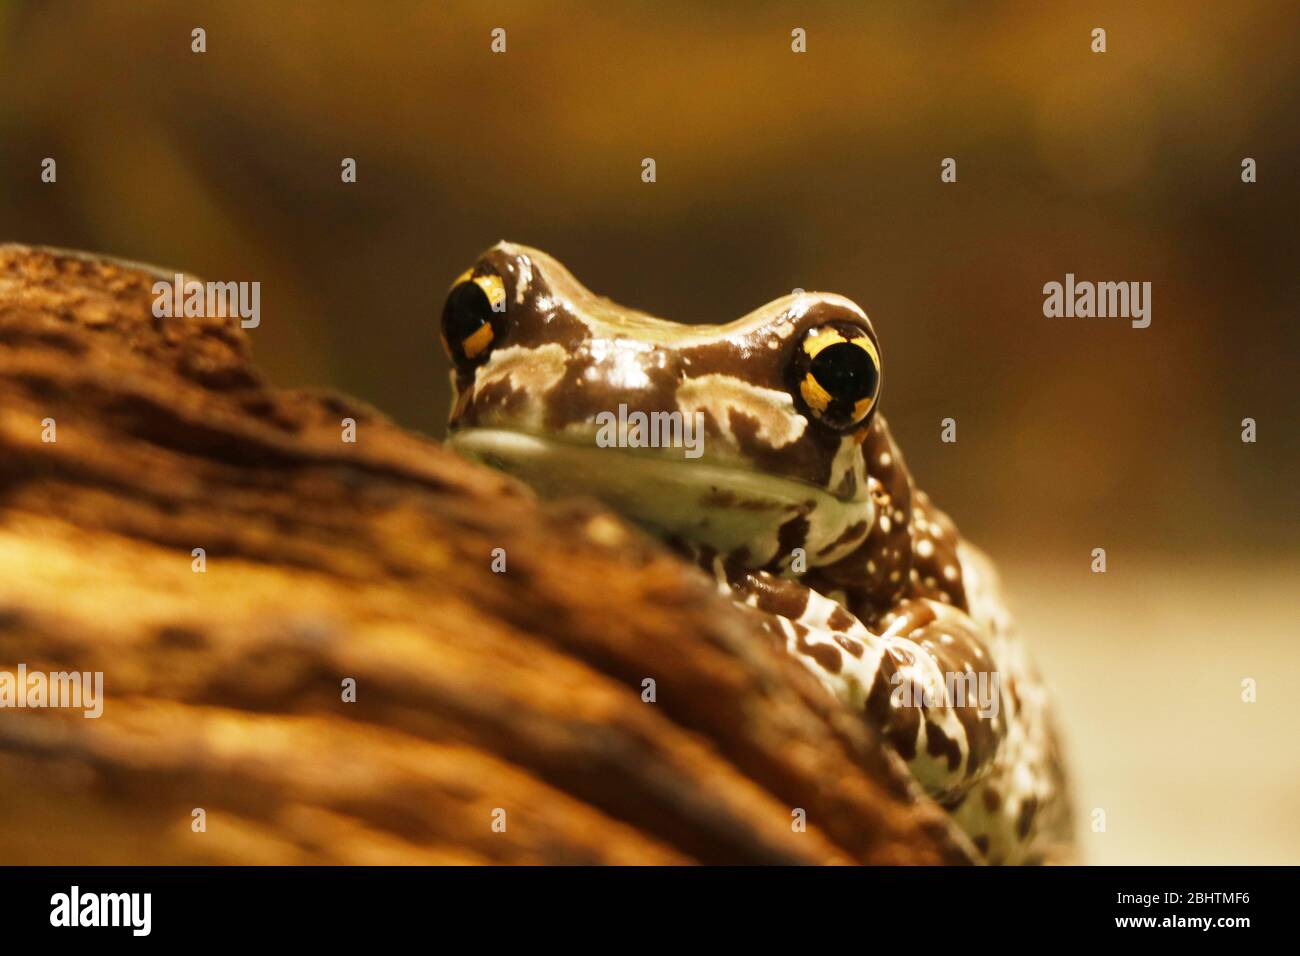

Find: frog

[441,241,1074,864]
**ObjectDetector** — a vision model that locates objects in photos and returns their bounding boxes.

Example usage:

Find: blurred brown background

[1,1,1296,863]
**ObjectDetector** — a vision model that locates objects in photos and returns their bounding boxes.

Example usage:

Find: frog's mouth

[447,427,870,563]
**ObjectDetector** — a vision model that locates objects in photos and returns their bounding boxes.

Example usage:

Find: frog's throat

[447,427,873,566]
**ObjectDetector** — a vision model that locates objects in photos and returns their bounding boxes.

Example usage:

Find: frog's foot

[714,565,1003,799]
[711,560,1068,864]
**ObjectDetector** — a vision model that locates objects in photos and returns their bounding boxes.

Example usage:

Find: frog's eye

[789,322,882,431]
[441,270,507,371]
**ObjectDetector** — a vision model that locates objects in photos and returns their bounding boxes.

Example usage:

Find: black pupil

[442,282,492,360]
[810,341,878,402]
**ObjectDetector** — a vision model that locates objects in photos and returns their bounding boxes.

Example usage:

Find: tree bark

[0,244,971,864]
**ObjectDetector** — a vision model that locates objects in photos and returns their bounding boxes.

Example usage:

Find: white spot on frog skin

[583,338,654,389]
[514,253,533,304]
[786,297,814,322]
[676,374,805,449]
[916,538,935,558]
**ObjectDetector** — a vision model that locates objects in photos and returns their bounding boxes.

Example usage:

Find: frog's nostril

[441,274,506,370]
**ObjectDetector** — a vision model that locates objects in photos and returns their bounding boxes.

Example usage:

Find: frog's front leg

[714,565,1005,806]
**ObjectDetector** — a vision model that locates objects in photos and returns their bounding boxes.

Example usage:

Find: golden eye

[440,270,506,370]
[789,321,881,431]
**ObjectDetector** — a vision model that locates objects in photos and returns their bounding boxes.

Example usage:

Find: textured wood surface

[0,245,971,864]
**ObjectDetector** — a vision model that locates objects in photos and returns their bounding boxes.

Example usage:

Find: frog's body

[443,242,1073,864]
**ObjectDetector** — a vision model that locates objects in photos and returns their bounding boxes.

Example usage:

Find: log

[0,244,972,865]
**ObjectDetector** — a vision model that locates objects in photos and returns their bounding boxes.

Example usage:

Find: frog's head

[442,242,886,572]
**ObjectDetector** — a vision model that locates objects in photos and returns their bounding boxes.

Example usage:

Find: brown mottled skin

[443,242,1075,863]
